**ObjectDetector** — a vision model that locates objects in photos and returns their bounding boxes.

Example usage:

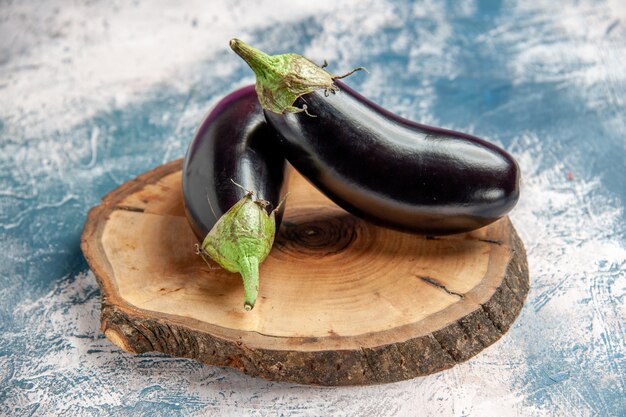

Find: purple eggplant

[182,85,287,239]
[230,39,520,235]
[182,85,288,309]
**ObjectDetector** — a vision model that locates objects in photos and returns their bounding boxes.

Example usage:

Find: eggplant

[182,85,287,309]
[230,39,520,235]
[182,85,286,238]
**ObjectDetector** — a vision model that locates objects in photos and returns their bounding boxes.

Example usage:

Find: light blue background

[1,1,624,415]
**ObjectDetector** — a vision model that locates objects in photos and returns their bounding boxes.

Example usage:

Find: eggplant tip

[244,302,254,311]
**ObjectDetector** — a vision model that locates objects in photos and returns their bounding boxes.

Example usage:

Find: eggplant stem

[195,244,219,269]
[255,199,270,209]
[320,59,328,69]
[274,192,290,212]
[239,256,260,311]
[230,39,362,114]
[303,105,317,118]
[333,66,368,80]
[230,178,255,196]
[289,104,317,117]
[324,84,339,97]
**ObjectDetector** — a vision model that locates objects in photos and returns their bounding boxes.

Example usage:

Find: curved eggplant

[182,85,288,309]
[230,39,520,235]
[182,85,286,238]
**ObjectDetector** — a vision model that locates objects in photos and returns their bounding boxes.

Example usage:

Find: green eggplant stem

[229,38,365,114]
[200,193,276,311]
[239,256,259,311]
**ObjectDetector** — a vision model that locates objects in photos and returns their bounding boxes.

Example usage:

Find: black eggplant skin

[182,85,287,240]
[264,81,520,236]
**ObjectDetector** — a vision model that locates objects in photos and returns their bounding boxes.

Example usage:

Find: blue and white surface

[1,1,625,415]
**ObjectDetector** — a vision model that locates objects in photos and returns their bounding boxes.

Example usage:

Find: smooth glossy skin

[182,85,287,240]
[265,81,520,235]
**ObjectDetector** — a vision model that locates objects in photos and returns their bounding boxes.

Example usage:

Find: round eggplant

[182,85,288,309]
[230,39,520,235]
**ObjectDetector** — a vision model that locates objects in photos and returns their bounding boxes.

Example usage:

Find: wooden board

[81,159,529,386]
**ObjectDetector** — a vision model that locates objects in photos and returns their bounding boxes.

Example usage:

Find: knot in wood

[275,210,362,257]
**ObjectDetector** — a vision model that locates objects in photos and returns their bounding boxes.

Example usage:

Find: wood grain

[81,159,529,385]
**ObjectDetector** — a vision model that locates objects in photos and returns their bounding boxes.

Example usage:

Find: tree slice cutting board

[81,159,529,386]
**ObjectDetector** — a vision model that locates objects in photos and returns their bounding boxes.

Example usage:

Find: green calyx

[200,192,276,311]
[229,38,366,114]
